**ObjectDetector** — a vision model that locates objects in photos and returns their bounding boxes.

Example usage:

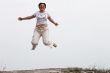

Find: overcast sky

[0,0,110,70]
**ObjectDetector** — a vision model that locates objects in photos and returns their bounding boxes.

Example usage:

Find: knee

[43,42,49,46]
[31,41,38,46]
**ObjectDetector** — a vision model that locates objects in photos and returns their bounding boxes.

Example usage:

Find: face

[39,4,46,12]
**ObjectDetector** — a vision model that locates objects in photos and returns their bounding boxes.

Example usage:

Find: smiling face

[39,3,46,12]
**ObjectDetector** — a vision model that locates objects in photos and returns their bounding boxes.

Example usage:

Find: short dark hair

[38,2,46,8]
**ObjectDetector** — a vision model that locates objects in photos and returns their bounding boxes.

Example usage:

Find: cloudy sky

[0,0,110,70]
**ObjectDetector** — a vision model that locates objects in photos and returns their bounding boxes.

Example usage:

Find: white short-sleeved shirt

[33,11,50,25]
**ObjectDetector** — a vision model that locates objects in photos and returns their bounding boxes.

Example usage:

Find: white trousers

[31,27,52,47]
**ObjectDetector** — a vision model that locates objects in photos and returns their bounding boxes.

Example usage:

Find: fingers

[55,22,59,26]
[18,17,23,21]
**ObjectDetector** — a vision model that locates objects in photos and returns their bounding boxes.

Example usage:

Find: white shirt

[33,11,50,25]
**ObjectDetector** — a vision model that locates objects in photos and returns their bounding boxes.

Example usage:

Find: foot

[53,43,57,48]
[32,45,36,50]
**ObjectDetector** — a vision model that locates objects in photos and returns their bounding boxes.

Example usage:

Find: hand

[55,22,59,26]
[18,17,23,21]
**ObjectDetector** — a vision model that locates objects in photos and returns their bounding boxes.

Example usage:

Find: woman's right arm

[18,15,35,21]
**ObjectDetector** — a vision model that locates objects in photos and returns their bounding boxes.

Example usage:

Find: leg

[42,29,50,46]
[42,29,57,48]
[31,29,41,50]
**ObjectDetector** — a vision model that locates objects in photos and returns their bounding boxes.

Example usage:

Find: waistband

[35,26,48,32]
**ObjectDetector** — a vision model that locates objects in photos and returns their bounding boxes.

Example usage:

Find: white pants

[31,27,52,47]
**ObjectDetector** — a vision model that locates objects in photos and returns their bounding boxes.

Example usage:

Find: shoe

[32,45,36,50]
[53,43,57,48]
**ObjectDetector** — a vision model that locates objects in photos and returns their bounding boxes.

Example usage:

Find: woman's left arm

[48,16,59,26]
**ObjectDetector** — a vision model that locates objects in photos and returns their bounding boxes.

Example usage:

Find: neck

[40,10,45,13]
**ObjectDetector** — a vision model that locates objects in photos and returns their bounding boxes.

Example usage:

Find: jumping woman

[18,2,59,50]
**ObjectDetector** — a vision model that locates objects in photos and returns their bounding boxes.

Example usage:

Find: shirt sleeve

[33,12,37,17]
[47,12,51,17]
